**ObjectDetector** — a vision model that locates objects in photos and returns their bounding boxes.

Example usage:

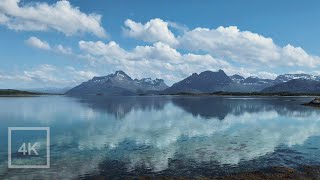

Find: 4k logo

[8,127,50,168]
[18,142,40,156]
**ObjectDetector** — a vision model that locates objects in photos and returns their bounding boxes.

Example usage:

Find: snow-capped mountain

[242,76,275,85]
[66,71,168,95]
[230,74,245,83]
[134,78,168,91]
[228,73,320,92]
[227,75,276,92]
[66,70,320,95]
[275,74,320,83]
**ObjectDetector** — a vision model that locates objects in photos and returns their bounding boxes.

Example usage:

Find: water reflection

[0,95,319,179]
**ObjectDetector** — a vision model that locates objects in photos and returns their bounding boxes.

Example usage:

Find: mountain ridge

[66,70,320,95]
[66,71,168,95]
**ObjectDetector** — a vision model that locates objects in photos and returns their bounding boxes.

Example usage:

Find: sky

[1,0,320,88]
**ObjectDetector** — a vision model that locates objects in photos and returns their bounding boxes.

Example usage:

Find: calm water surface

[0,95,320,179]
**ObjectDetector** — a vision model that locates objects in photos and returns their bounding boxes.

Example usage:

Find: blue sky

[1,0,320,88]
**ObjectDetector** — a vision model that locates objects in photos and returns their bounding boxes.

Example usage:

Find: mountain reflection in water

[0,95,319,179]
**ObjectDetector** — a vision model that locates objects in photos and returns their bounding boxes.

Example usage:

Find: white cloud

[123,18,178,45]
[25,36,74,56]
[0,64,98,88]
[0,0,106,37]
[178,26,280,64]
[0,13,8,23]
[55,44,72,55]
[23,64,61,83]
[18,18,320,86]
[79,40,232,84]
[180,26,320,68]
[25,36,51,50]
[124,19,320,69]
[282,44,320,68]
[79,40,128,60]
[66,66,98,81]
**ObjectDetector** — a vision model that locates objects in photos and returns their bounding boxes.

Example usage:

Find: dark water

[0,95,320,179]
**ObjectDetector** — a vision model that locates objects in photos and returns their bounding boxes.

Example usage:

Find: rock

[310,98,320,104]
[303,97,320,107]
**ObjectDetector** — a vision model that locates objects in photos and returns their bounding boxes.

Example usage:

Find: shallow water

[0,95,319,179]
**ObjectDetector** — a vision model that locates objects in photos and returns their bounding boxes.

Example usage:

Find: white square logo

[8,127,50,168]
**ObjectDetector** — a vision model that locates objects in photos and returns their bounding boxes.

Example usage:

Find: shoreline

[0,89,62,97]
[159,92,320,97]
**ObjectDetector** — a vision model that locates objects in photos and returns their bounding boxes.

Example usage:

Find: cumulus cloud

[178,26,280,64]
[78,39,288,83]
[0,13,8,23]
[66,66,98,81]
[25,36,51,50]
[282,44,320,67]
[123,19,320,69]
[55,44,72,55]
[179,26,320,68]
[25,36,74,56]
[23,64,61,83]
[123,18,178,45]
[79,40,232,83]
[0,0,106,37]
[79,40,128,60]
[19,18,320,86]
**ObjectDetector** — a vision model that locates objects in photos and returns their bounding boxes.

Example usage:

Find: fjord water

[0,95,320,179]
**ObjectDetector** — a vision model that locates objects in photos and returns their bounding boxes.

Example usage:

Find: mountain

[163,70,233,94]
[262,79,320,93]
[134,78,168,91]
[227,75,277,92]
[230,74,245,83]
[22,87,71,94]
[163,70,279,94]
[66,71,168,95]
[229,73,320,92]
[275,73,320,83]
[66,70,320,95]
[242,76,275,85]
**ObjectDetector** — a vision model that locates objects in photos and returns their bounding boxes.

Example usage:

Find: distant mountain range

[66,70,320,95]
[262,79,320,93]
[22,87,72,94]
[66,70,168,95]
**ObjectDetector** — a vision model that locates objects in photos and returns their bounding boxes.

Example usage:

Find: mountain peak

[164,69,233,94]
[230,74,245,83]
